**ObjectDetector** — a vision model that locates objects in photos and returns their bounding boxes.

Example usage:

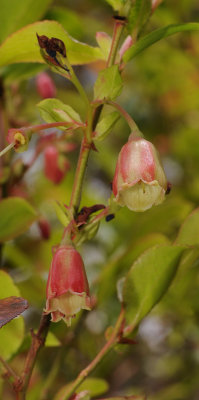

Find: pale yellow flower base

[118,180,165,212]
[45,291,91,326]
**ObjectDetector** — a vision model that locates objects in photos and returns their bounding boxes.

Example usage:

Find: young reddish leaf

[0,296,28,328]
[96,32,112,59]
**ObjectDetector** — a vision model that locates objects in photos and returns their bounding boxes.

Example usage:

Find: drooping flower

[45,245,91,325]
[112,134,167,212]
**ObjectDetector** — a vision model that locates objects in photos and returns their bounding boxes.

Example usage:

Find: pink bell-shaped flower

[45,245,91,326]
[112,134,167,212]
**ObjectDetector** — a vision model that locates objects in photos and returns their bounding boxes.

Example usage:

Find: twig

[60,308,125,400]
[13,313,51,400]
[0,355,19,382]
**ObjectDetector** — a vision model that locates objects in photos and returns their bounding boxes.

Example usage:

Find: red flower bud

[36,72,56,99]
[44,145,70,184]
[112,134,167,212]
[45,245,91,325]
[38,218,51,240]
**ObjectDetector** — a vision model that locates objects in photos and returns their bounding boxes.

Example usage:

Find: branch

[60,308,125,400]
[13,313,51,400]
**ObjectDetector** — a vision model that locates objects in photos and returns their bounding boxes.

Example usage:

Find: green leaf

[77,378,109,396]
[104,0,126,11]
[128,0,151,35]
[95,111,120,141]
[37,98,82,126]
[96,32,112,59]
[0,20,104,68]
[54,378,109,400]
[175,208,199,246]
[51,200,70,227]
[0,0,53,44]
[94,65,123,101]
[123,245,184,329]
[98,233,170,305]
[1,63,46,83]
[0,271,25,360]
[45,7,84,40]
[45,332,61,347]
[123,22,199,62]
[0,197,37,242]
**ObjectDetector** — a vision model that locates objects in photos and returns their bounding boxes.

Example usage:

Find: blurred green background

[1,1,199,399]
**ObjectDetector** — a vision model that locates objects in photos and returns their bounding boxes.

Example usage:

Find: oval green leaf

[0,197,37,242]
[0,20,103,68]
[123,23,199,62]
[175,207,199,246]
[123,245,184,330]
[98,233,170,305]
[37,98,82,125]
[0,0,53,44]
[0,271,25,360]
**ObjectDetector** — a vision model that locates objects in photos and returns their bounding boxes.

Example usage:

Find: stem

[0,355,19,382]
[0,142,14,157]
[59,55,91,113]
[61,308,125,400]
[69,136,92,214]
[14,313,51,400]
[107,101,143,137]
[70,70,91,112]
[107,21,126,67]
[68,19,125,217]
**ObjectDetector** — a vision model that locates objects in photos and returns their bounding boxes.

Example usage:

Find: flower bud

[7,129,30,152]
[38,218,51,240]
[45,245,91,325]
[119,35,133,60]
[112,134,167,212]
[44,145,70,184]
[36,72,56,99]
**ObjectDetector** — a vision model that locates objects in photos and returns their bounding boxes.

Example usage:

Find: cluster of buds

[112,134,168,212]
[45,245,91,326]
